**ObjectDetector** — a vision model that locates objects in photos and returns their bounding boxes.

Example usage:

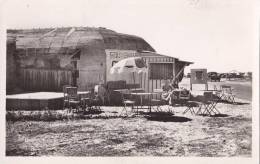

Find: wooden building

[7,27,192,93]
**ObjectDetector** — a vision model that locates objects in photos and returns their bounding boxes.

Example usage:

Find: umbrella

[110,57,147,88]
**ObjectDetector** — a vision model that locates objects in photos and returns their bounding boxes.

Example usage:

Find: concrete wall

[19,54,73,69]
[77,41,106,90]
[6,40,17,94]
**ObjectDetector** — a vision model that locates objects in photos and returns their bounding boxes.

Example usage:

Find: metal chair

[179,89,191,105]
[183,100,199,115]
[120,90,135,116]
[86,88,102,112]
[66,87,81,113]
[221,85,235,103]
[63,85,71,110]
[80,91,92,111]
[106,80,126,105]
[94,84,110,105]
[152,89,174,114]
[213,85,223,100]
[197,91,220,116]
[150,89,164,112]
[181,91,200,115]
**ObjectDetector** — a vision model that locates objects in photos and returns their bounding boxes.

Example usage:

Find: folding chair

[62,85,71,110]
[221,85,235,103]
[213,85,223,100]
[80,91,92,111]
[197,91,220,116]
[86,87,102,112]
[150,89,164,112]
[179,90,191,105]
[158,89,175,114]
[181,91,200,115]
[66,87,81,113]
[106,80,126,105]
[120,90,135,116]
[183,101,199,115]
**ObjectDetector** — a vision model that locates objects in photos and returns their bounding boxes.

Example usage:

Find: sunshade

[110,57,147,88]
[110,57,147,75]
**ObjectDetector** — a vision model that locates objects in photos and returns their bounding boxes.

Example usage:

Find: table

[113,89,131,94]
[130,92,158,113]
[129,88,144,92]
[190,90,221,96]
[78,91,91,98]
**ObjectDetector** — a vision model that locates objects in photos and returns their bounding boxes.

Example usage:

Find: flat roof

[140,51,193,65]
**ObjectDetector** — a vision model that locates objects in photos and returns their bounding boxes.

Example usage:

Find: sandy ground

[6,79,252,157]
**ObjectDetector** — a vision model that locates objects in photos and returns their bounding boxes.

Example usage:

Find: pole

[133,72,136,90]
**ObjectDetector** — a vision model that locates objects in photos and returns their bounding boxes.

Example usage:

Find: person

[161,79,174,105]
[170,79,179,100]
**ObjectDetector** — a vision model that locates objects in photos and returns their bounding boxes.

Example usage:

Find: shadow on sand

[145,112,192,122]
[218,100,250,105]
[197,113,229,117]
[82,110,104,115]
[210,113,229,117]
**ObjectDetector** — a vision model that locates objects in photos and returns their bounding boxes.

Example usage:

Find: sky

[0,0,257,73]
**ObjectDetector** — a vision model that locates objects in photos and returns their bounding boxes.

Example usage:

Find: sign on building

[190,69,208,90]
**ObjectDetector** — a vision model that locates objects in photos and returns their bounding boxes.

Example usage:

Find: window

[195,71,203,80]
[150,63,173,79]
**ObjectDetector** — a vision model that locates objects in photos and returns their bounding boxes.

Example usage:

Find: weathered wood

[20,68,73,91]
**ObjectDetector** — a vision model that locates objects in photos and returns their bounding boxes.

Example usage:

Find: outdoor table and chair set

[114,88,163,116]
[183,85,236,116]
[63,85,101,113]
[62,82,236,117]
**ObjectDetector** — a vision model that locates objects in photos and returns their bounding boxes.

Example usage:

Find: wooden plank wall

[20,68,73,91]
[141,57,175,99]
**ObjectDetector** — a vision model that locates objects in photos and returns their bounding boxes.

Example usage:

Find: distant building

[7,27,192,93]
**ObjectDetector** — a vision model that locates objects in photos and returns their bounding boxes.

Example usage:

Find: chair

[63,85,71,110]
[106,80,126,105]
[80,91,92,111]
[86,87,102,111]
[213,85,222,100]
[183,100,199,115]
[120,90,135,116]
[221,85,235,103]
[197,91,220,116]
[152,89,174,114]
[181,91,200,115]
[66,87,81,113]
[95,84,110,105]
[150,89,164,112]
[179,89,191,105]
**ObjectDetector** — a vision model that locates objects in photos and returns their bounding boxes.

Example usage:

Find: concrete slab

[6,92,64,110]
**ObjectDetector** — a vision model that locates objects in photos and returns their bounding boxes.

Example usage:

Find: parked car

[219,73,227,78]
[207,72,221,82]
